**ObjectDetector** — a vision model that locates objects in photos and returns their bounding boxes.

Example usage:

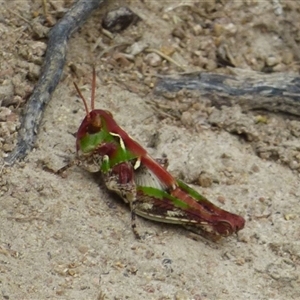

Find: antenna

[74,82,90,116]
[91,67,96,110]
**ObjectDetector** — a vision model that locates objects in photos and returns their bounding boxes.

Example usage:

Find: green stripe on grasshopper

[80,130,139,173]
[177,179,207,202]
[137,186,190,210]
[80,130,113,153]
[108,134,138,169]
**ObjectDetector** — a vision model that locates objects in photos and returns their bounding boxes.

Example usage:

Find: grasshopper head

[203,205,245,237]
[73,69,116,172]
[186,213,245,241]
[74,68,114,152]
[213,213,245,237]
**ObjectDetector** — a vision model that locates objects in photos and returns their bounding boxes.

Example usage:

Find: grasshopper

[59,68,245,240]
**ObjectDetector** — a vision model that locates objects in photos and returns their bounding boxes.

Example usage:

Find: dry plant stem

[144,48,186,71]
[5,0,105,165]
[6,8,31,24]
[155,68,300,117]
[96,42,131,59]
[42,0,48,17]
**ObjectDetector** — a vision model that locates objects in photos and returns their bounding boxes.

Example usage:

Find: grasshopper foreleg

[102,160,142,238]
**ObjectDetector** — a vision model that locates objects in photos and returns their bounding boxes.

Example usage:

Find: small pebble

[223,23,237,35]
[213,23,223,36]
[172,27,185,39]
[193,24,203,35]
[272,63,286,72]
[198,173,213,187]
[213,22,236,37]
[144,53,161,67]
[0,107,12,121]
[205,59,217,71]
[0,82,14,107]
[284,214,296,221]
[289,160,299,170]
[180,111,193,126]
[102,6,140,33]
[282,51,293,65]
[175,290,190,300]
[160,45,176,56]
[217,196,226,204]
[265,55,280,67]
[162,13,169,21]
[127,41,149,56]
[251,164,260,173]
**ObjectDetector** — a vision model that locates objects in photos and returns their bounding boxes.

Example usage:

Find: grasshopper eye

[88,113,102,133]
[214,221,234,236]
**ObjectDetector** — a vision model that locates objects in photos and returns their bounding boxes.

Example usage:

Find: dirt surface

[1,1,300,299]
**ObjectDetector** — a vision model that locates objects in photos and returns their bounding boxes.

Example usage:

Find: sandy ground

[0,1,300,299]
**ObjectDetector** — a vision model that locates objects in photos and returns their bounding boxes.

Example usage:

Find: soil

[1,1,300,299]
